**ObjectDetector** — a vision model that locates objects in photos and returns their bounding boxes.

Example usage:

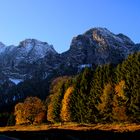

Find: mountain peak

[84,27,112,36]
[19,39,49,47]
[65,27,139,66]
[81,27,135,48]
[18,38,57,54]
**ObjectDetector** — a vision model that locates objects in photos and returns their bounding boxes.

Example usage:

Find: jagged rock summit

[62,27,138,66]
[0,39,58,80]
[0,39,57,64]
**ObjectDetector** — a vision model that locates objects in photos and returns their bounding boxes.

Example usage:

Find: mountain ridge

[0,27,139,84]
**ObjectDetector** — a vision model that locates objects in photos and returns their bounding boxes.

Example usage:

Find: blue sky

[0,0,139,53]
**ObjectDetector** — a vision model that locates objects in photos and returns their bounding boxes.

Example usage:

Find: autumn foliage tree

[15,97,46,125]
[60,87,74,122]
[98,83,114,122]
[15,103,26,125]
[112,80,128,122]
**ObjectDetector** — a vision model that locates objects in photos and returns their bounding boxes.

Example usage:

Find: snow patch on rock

[9,78,23,85]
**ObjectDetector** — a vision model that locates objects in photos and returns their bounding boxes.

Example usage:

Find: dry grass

[0,123,140,132]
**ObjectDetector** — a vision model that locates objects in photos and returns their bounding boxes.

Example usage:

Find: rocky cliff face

[62,28,139,67]
[0,39,58,81]
[0,28,139,85]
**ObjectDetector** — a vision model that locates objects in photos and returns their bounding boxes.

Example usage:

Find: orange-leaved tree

[60,86,74,122]
[14,97,46,125]
[112,80,128,122]
[98,83,114,122]
[15,103,27,125]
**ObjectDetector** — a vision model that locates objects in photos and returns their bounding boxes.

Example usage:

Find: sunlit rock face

[62,27,139,66]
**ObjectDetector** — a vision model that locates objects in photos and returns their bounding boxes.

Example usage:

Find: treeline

[6,52,140,125]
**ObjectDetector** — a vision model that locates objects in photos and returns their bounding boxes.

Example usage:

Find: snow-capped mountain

[18,39,57,62]
[0,39,57,65]
[0,39,58,81]
[0,28,140,85]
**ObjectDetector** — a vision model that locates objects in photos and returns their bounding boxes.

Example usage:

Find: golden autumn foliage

[14,97,46,125]
[97,83,114,121]
[112,80,128,122]
[98,83,113,113]
[97,81,128,122]
[60,87,74,122]
[15,103,29,125]
[34,112,46,124]
[115,80,126,99]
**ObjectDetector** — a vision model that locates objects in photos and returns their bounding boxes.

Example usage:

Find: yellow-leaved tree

[98,83,114,122]
[14,97,46,125]
[60,87,74,122]
[112,80,128,122]
[15,103,28,125]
